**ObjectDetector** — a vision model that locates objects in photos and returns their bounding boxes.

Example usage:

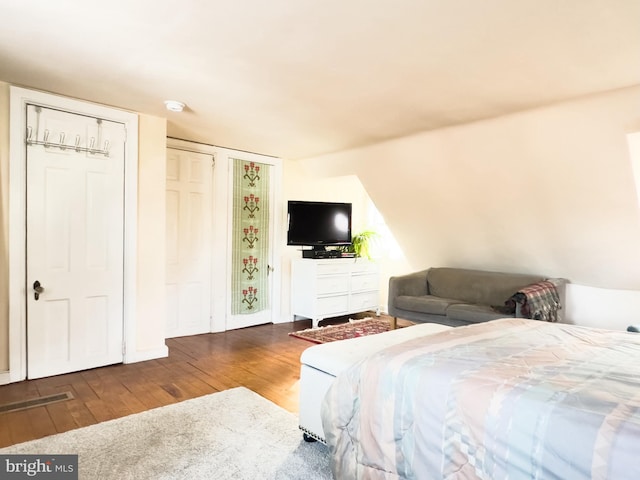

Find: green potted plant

[339,230,379,260]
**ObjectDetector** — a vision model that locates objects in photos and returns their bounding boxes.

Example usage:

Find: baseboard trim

[0,370,12,386]
[124,345,169,364]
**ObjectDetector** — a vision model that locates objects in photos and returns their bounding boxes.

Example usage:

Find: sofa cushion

[445,303,513,324]
[427,268,545,307]
[395,294,465,315]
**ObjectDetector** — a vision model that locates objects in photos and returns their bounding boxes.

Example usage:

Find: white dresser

[291,258,380,328]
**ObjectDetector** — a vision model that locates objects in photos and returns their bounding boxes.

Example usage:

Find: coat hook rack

[25,127,110,157]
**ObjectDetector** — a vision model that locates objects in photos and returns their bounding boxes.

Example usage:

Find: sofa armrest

[388,269,430,312]
[389,269,430,297]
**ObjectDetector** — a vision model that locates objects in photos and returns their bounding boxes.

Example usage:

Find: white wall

[295,86,640,330]
[134,114,169,360]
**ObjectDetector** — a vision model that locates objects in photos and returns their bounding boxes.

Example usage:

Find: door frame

[7,87,139,383]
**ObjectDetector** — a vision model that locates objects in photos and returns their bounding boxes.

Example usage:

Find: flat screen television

[287,200,352,251]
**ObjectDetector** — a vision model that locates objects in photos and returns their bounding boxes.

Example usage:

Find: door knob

[33,280,44,300]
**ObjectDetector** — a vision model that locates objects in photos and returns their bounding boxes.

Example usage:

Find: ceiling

[1,0,638,159]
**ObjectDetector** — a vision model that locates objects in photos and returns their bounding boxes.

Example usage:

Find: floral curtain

[231,159,270,314]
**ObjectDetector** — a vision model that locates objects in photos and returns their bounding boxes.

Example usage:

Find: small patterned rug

[289,317,392,344]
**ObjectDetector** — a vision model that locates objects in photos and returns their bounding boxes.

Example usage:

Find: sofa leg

[391,317,398,330]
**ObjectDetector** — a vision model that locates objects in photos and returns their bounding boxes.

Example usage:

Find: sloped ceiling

[0,0,638,159]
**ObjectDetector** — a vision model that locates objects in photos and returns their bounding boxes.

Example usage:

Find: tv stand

[302,247,341,259]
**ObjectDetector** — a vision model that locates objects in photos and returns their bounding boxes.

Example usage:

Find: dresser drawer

[316,295,349,316]
[317,275,350,295]
[317,262,350,276]
[350,291,378,312]
[351,273,378,292]
[350,261,378,274]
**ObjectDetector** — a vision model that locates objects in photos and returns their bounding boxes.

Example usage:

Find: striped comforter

[321,319,640,479]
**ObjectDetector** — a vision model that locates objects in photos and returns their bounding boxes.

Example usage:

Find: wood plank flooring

[0,314,390,448]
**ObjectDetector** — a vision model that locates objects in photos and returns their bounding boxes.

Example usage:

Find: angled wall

[296,86,640,328]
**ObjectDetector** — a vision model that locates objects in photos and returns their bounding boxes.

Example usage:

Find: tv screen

[287,201,352,248]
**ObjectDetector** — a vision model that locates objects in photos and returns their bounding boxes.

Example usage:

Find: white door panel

[165,148,213,338]
[26,105,125,379]
[226,157,276,330]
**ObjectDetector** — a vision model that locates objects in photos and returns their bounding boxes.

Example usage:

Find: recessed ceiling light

[164,100,185,112]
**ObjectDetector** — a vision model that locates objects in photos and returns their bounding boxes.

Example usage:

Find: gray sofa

[388,267,567,328]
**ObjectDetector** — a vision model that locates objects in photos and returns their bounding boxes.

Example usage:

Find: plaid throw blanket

[510,280,561,322]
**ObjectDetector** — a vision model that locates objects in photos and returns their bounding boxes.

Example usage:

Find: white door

[165,148,214,338]
[26,105,126,379]
[226,156,277,330]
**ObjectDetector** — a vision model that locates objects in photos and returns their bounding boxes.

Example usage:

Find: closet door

[26,105,126,378]
[227,156,277,330]
[165,148,214,338]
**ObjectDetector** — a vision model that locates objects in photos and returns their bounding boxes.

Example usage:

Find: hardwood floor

[0,317,335,449]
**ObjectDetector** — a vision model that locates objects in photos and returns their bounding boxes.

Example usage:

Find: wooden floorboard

[0,315,387,448]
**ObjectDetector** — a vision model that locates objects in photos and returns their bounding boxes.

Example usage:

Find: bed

[321,318,640,479]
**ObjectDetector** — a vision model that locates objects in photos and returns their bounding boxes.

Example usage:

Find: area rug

[289,317,392,344]
[0,387,331,480]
